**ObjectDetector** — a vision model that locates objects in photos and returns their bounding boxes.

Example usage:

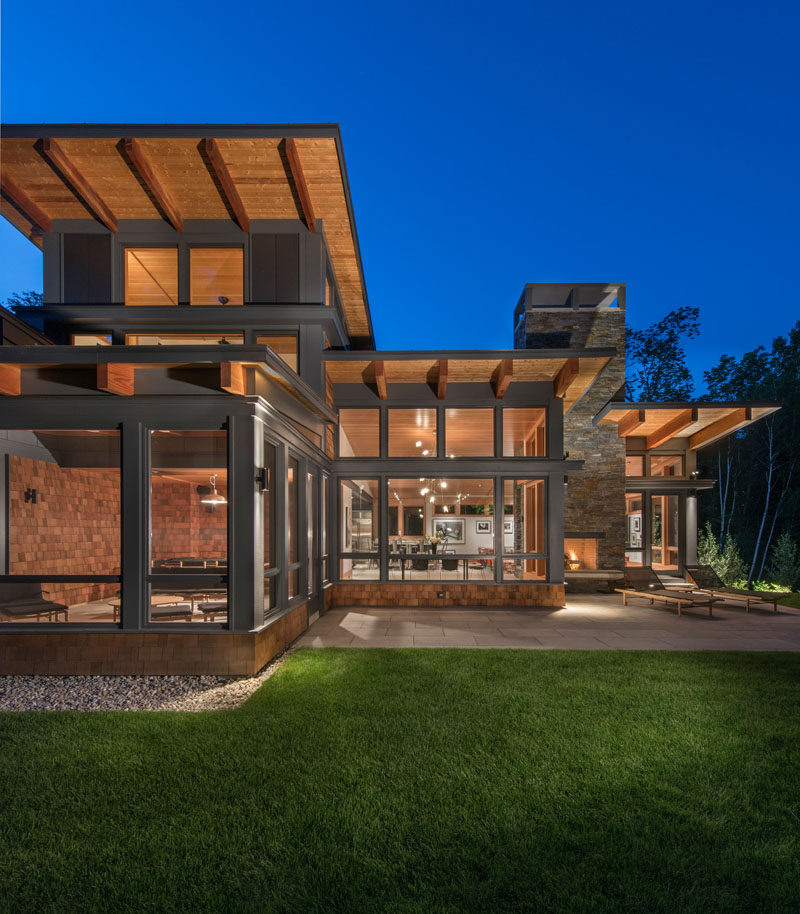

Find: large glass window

[263,442,277,621]
[127,333,244,346]
[256,335,298,372]
[288,458,299,598]
[125,248,178,306]
[503,408,546,457]
[321,475,329,584]
[1,430,121,624]
[388,408,437,457]
[625,456,645,477]
[386,477,495,581]
[339,479,379,580]
[339,409,380,457]
[445,409,494,457]
[650,455,684,477]
[72,334,111,346]
[502,479,546,581]
[625,493,644,566]
[307,472,316,596]
[150,430,228,623]
[190,248,243,305]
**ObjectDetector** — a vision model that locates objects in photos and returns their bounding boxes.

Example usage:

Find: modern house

[0,124,778,675]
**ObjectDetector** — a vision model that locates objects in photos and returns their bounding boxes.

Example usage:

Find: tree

[625,306,700,400]
[700,321,800,585]
[697,522,747,585]
[766,534,800,591]
[3,290,43,312]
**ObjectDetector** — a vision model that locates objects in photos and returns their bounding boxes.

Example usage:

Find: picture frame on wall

[433,517,465,543]
[476,520,492,535]
[503,520,513,534]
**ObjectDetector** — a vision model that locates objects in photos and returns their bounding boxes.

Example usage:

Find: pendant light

[200,474,227,505]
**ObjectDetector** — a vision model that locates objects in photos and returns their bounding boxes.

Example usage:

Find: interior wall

[151,478,227,562]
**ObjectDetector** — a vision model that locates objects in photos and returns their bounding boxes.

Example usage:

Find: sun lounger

[0,583,69,622]
[686,565,788,612]
[615,566,720,617]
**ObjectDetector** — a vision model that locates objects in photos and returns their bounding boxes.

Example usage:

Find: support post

[228,413,261,631]
[120,421,148,630]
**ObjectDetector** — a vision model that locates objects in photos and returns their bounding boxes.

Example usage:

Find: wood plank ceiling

[0,134,371,342]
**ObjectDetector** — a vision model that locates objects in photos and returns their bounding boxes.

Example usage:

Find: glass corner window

[125,248,178,306]
[503,408,546,457]
[190,248,243,305]
[388,409,437,457]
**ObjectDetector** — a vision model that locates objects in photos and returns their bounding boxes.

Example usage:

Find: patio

[299,592,800,650]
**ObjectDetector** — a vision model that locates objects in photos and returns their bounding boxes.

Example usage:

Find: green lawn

[2,650,800,914]
[779,592,800,609]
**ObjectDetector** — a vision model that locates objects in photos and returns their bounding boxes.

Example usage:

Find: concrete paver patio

[297,593,800,650]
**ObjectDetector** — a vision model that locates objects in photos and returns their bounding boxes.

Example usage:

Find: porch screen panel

[150,430,228,624]
[1,430,121,624]
[288,458,299,598]
[502,408,547,457]
[263,441,277,620]
[339,479,379,581]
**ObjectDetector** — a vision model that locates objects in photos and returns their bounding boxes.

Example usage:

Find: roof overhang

[0,123,374,348]
[324,348,615,411]
[594,401,780,450]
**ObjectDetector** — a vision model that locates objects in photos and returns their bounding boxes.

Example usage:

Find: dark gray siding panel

[251,234,277,302]
[63,234,112,303]
[275,234,299,302]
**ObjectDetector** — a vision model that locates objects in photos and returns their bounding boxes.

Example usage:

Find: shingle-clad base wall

[328,582,565,608]
[0,603,308,676]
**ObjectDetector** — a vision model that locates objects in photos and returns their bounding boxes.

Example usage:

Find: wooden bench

[686,565,788,613]
[615,567,720,617]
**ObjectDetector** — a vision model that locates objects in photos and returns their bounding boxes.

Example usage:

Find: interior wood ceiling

[0,134,371,339]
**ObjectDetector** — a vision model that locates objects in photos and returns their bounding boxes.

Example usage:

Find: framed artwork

[476,520,492,535]
[433,517,465,544]
[503,520,514,534]
[632,516,642,533]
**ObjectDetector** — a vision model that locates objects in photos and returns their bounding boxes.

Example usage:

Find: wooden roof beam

[205,138,250,233]
[0,173,53,233]
[0,365,21,396]
[553,358,579,398]
[646,409,697,450]
[284,137,317,233]
[123,138,184,233]
[97,363,134,396]
[374,360,388,400]
[689,408,751,450]
[41,138,118,232]
[618,409,647,437]
[491,359,513,399]
[220,362,246,396]
[436,359,448,399]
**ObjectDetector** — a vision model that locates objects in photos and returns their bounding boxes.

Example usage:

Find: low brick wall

[0,602,308,677]
[328,582,565,608]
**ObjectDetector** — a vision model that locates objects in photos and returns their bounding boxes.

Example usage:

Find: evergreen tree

[766,533,800,590]
[626,306,700,400]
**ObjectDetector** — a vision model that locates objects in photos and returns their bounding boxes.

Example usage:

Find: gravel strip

[0,648,295,712]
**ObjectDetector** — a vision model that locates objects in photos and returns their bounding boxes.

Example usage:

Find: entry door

[650,494,679,571]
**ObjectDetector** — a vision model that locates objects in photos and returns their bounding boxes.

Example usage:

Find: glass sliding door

[625,493,644,566]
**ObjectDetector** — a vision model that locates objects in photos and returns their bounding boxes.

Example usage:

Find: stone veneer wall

[8,456,121,606]
[522,309,627,570]
[0,602,309,676]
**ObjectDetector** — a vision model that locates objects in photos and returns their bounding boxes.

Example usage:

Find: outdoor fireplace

[564,536,599,570]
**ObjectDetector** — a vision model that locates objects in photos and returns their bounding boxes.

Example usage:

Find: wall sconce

[256,467,270,492]
[24,487,37,504]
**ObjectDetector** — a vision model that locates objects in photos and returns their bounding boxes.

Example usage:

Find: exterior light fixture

[201,474,227,506]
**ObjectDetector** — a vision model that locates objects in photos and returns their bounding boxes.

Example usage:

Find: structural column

[228,412,263,631]
[120,421,148,629]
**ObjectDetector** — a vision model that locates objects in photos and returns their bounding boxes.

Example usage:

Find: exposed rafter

[123,138,184,233]
[220,362,246,396]
[646,409,697,450]
[436,359,448,400]
[373,360,388,400]
[491,359,513,398]
[0,365,21,396]
[41,138,118,232]
[553,358,579,398]
[284,137,317,233]
[0,173,52,233]
[618,409,647,437]
[689,408,751,450]
[97,363,134,396]
[204,138,250,233]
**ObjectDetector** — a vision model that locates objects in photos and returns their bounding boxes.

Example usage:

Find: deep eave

[594,400,780,450]
[0,122,375,349]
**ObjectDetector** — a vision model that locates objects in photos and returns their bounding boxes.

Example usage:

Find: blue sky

[1,0,798,391]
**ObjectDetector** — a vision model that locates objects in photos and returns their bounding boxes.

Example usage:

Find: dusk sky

[1,0,798,391]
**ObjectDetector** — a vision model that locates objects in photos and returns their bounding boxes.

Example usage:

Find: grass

[779,592,800,609]
[2,649,800,914]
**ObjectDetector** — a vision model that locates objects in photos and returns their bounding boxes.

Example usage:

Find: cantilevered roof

[0,124,374,347]
[594,401,780,450]
[324,348,615,412]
